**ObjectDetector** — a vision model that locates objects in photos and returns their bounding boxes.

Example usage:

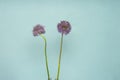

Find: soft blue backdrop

[0,0,120,80]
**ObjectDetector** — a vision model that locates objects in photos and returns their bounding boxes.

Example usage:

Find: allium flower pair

[33,20,71,80]
[33,20,71,36]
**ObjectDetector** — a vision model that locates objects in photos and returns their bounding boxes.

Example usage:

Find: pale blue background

[0,0,120,80]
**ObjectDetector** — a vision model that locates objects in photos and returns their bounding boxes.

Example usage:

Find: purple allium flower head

[33,24,45,36]
[57,20,71,35]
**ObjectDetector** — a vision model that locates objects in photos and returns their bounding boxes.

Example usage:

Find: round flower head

[33,24,45,36]
[57,20,71,35]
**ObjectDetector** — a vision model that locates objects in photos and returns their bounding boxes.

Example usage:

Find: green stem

[40,34,50,80]
[56,33,64,80]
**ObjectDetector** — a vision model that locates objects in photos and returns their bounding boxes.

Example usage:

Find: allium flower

[33,24,45,36]
[57,20,71,35]
[33,24,51,80]
[56,20,72,80]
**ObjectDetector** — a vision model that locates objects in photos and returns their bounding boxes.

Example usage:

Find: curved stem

[56,33,64,80]
[40,34,50,80]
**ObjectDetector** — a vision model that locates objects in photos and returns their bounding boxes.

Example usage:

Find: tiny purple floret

[57,20,71,35]
[33,24,45,36]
